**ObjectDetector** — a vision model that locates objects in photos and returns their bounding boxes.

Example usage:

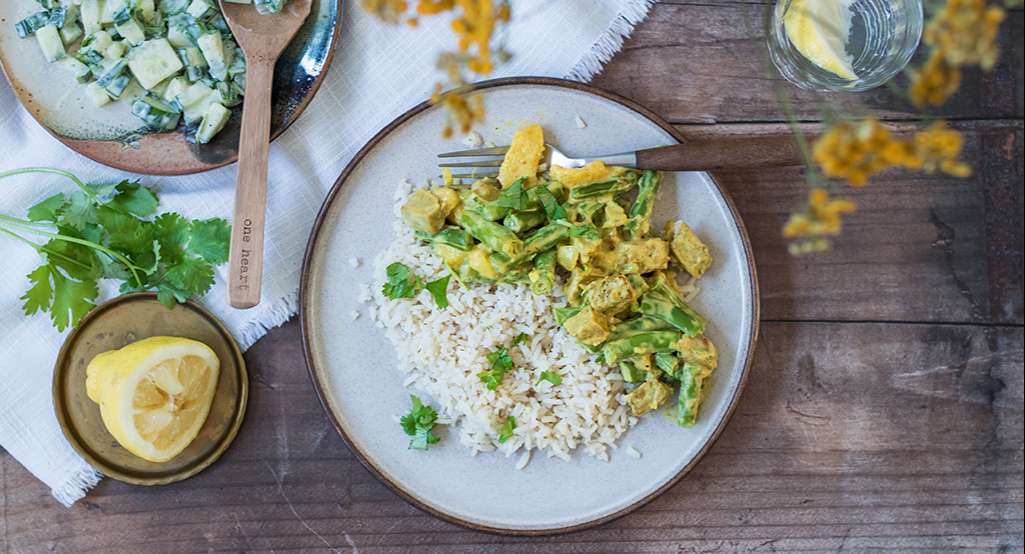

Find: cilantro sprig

[478,346,514,390]
[400,394,442,450]
[538,370,562,386]
[382,262,450,308]
[498,416,517,443]
[0,167,230,331]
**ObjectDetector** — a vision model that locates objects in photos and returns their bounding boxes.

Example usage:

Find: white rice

[369,181,638,461]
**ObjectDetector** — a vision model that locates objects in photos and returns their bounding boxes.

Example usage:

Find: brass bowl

[53,293,248,485]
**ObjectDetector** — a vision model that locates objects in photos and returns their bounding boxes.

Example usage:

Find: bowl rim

[0,0,344,176]
[298,76,761,536]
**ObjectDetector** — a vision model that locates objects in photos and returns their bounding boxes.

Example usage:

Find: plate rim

[0,0,343,176]
[52,292,250,486]
[299,76,761,536]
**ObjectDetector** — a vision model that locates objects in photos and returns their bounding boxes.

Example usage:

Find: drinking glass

[768,0,924,92]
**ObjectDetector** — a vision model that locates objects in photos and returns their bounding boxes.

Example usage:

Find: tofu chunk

[401,189,446,234]
[626,378,673,416]
[585,274,637,314]
[670,221,713,279]
[563,306,611,346]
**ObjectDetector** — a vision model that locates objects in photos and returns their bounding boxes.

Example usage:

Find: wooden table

[3,2,1023,552]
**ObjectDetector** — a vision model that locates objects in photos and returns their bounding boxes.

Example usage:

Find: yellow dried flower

[812,119,914,187]
[783,188,858,240]
[909,121,972,177]
[364,0,510,135]
[924,0,1005,70]
[909,49,963,108]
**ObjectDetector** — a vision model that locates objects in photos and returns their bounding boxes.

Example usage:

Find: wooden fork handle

[228,59,275,309]
[635,133,816,171]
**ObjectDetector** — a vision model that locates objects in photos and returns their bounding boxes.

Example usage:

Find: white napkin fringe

[51,461,102,507]
[567,0,656,81]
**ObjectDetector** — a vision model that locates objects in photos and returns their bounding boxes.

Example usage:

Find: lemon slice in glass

[783,0,858,81]
[86,336,220,463]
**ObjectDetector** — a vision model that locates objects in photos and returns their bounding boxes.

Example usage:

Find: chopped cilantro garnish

[400,394,441,450]
[478,346,514,390]
[512,332,530,346]
[494,178,529,210]
[569,223,600,240]
[1,168,229,331]
[382,262,450,309]
[531,185,567,221]
[382,262,423,299]
[538,370,562,386]
[498,416,517,443]
[424,275,450,308]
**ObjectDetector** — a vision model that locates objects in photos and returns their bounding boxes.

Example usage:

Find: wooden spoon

[220,0,312,309]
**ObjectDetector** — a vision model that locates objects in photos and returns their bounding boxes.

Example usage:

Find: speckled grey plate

[300,77,759,535]
[0,0,341,175]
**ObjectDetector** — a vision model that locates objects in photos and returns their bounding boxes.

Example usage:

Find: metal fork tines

[437,143,637,182]
[437,146,510,180]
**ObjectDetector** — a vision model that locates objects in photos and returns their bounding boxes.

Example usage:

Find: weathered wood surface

[3,1,1023,552]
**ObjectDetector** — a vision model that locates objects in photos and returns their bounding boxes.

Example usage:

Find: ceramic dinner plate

[0,0,341,175]
[301,77,759,534]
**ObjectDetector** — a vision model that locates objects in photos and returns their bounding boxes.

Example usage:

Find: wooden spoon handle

[635,133,816,171]
[228,59,275,309]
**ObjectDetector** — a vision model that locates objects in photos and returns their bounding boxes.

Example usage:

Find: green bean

[618,360,646,383]
[623,170,661,239]
[607,316,672,341]
[415,227,473,251]
[503,209,545,234]
[569,179,634,201]
[554,305,582,325]
[528,185,567,221]
[638,274,705,336]
[463,195,509,221]
[676,363,705,427]
[529,249,557,295]
[654,351,681,379]
[458,210,523,258]
[519,223,570,259]
[602,331,681,364]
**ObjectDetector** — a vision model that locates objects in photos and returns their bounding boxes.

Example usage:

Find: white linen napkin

[0,0,654,506]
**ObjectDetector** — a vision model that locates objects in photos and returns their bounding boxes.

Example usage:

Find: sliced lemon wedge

[783,0,858,81]
[86,336,220,463]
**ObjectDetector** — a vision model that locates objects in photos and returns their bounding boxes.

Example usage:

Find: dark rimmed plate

[0,0,341,175]
[53,293,248,486]
[300,77,760,535]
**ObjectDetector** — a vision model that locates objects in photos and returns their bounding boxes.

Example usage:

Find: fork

[439,132,811,180]
[220,0,312,309]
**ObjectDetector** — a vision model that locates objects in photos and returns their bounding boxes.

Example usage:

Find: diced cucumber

[127,37,183,89]
[196,31,225,79]
[106,40,126,59]
[86,29,114,52]
[80,0,103,34]
[60,21,84,44]
[159,0,190,14]
[131,94,181,130]
[177,81,220,123]
[48,7,69,28]
[162,75,188,106]
[115,18,145,45]
[100,0,126,24]
[36,25,67,62]
[60,57,93,82]
[186,0,211,18]
[254,0,286,14]
[195,101,229,143]
[86,81,112,106]
[15,12,51,38]
[97,58,131,97]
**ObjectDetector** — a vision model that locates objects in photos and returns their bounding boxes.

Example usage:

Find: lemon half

[86,336,220,463]
[783,0,858,81]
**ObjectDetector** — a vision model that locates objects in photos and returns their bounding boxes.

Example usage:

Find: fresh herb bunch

[0,168,230,331]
